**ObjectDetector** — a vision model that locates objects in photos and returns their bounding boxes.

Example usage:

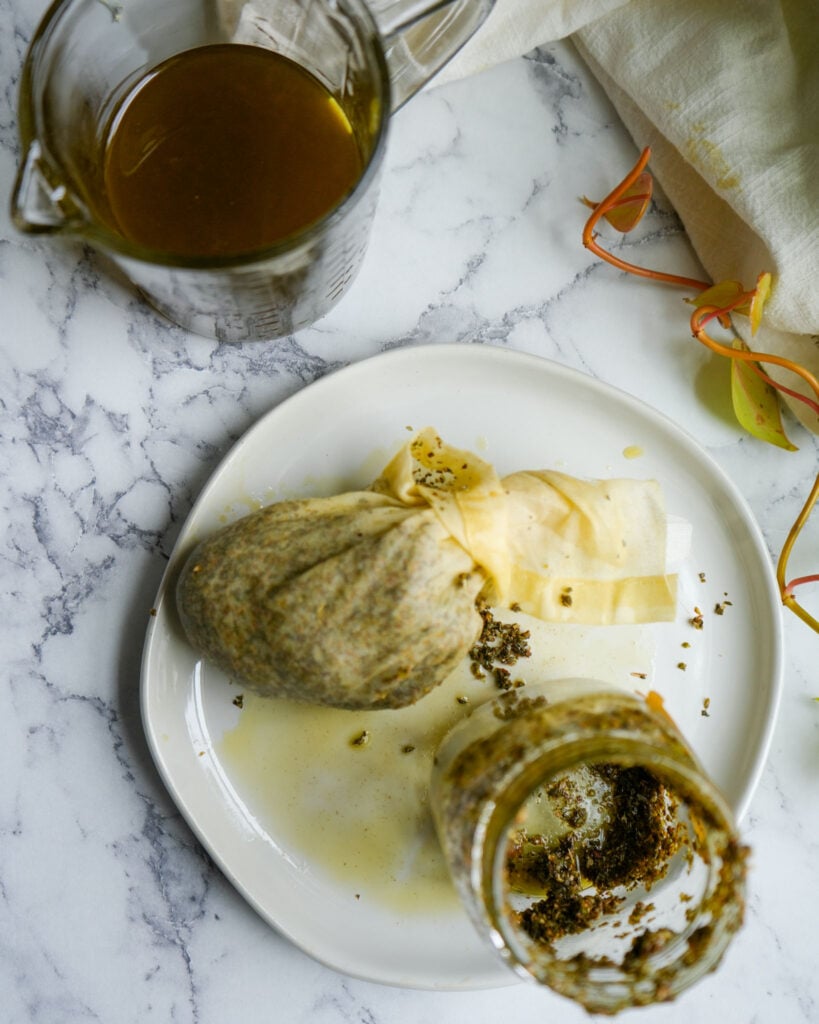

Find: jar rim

[459,693,746,1013]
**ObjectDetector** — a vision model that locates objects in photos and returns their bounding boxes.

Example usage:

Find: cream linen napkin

[439,0,819,429]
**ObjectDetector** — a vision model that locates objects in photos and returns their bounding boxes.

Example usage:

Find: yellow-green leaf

[749,271,772,335]
[580,172,653,233]
[687,280,746,328]
[730,341,797,450]
[687,280,746,311]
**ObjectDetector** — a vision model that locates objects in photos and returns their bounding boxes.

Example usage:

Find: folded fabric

[438,0,819,429]
[176,429,677,709]
[373,427,677,624]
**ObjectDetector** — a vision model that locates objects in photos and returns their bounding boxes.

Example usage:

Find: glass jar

[430,678,748,1014]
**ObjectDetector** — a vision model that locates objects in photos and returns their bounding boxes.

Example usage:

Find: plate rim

[140,341,785,987]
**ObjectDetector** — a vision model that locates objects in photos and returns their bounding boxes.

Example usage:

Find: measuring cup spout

[10,140,81,234]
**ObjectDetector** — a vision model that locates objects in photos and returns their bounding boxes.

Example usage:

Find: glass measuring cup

[11,0,494,341]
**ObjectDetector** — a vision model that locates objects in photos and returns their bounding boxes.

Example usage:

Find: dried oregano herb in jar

[430,679,748,1014]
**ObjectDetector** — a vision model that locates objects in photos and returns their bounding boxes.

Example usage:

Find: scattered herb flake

[469,605,531,690]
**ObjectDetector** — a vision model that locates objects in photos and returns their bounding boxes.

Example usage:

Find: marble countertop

[3,2,818,1021]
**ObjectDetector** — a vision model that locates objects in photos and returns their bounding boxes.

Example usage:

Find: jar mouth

[479,733,747,1014]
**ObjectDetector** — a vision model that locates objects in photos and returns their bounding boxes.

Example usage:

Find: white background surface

[2,4,817,1022]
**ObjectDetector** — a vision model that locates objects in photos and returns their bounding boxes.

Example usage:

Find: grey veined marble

[2,1,817,1021]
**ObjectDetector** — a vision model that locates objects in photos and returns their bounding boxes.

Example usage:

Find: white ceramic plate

[141,343,783,990]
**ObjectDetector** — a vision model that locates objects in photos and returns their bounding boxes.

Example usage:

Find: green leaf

[730,341,797,450]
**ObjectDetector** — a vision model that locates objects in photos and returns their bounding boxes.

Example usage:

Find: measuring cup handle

[368,0,495,110]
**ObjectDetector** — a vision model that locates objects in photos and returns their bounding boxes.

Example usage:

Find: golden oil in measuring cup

[102,43,363,258]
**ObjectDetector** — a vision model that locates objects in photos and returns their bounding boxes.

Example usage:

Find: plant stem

[692,305,819,625]
[582,148,711,292]
[583,147,819,631]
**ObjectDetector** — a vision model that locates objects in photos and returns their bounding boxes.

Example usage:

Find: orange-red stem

[692,305,819,624]
[584,148,819,630]
[582,148,711,292]
[691,306,819,404]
